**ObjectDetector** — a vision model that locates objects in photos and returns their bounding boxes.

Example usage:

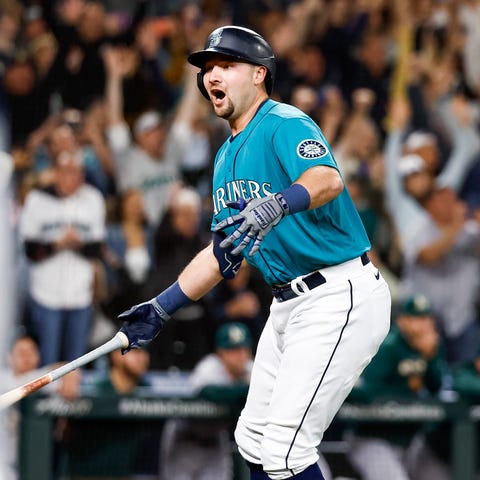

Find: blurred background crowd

[0,0,480,479]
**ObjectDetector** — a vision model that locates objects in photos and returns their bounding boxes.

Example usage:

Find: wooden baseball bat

[0,331,129,411]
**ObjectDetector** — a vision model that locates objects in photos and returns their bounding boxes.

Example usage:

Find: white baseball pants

[235,256,391,479]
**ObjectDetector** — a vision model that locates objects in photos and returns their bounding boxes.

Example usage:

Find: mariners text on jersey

[213,179,273,215]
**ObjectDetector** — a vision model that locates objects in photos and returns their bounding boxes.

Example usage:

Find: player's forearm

[118,243,224,352]
[294,165,344,209]
[178,242,224,301]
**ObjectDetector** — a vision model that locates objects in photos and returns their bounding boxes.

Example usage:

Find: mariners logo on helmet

[297,139,327,159]
[208,29,223,48]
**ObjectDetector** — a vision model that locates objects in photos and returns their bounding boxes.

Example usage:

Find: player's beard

[213,97,235,120]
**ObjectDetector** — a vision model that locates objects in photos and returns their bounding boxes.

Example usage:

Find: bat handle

[49,332,129,382]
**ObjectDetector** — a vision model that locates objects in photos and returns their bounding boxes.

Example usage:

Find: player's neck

[230,94,269,136]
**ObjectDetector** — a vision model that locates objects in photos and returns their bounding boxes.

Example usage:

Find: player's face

[203,57,261,122]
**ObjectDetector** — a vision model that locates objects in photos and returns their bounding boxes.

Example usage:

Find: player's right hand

[214,194,289,256]
[118,298,170,353]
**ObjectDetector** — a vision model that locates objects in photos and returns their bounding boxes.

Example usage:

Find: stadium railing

[18,384,477,480]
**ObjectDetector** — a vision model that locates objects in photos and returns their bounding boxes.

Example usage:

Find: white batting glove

[213,193,290,256]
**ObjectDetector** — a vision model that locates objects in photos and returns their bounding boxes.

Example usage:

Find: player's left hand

[214,193,289,256]
[118,299,169,353]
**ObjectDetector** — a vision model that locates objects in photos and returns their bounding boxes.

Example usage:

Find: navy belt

[272,253,370,302]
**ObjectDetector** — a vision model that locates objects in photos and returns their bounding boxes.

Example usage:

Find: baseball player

[118,26,391,480]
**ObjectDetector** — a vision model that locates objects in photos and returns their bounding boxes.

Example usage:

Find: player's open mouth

[211,89,225,104]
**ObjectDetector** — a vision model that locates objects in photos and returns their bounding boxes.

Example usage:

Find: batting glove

[214,193,290,256]
[118,298,170,353]
[212,231,243,279]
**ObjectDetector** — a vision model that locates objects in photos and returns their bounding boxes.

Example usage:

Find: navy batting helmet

[187,25,276,100]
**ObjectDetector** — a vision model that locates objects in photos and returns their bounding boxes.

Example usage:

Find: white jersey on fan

[19,184,105,309]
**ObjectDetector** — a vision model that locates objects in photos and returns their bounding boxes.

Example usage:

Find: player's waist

[271,253,370,303]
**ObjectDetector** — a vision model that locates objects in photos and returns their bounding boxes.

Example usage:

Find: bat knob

[115,331,130,349]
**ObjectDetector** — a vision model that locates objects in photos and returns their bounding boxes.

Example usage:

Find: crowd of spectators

[1,0,480,478]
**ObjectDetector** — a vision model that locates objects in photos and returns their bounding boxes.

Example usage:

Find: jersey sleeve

[19,191,43,240]
[271,116,339,181]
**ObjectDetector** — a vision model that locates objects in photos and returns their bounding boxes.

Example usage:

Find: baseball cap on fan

[400,295,433,317]
[215,323,252,350]
[397,154,426,178]
[134,110,162,136]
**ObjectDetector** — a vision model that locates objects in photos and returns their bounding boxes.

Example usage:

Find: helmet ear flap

[197,71,210,100]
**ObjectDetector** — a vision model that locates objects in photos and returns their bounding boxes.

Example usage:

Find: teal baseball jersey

[211,99,370,285]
